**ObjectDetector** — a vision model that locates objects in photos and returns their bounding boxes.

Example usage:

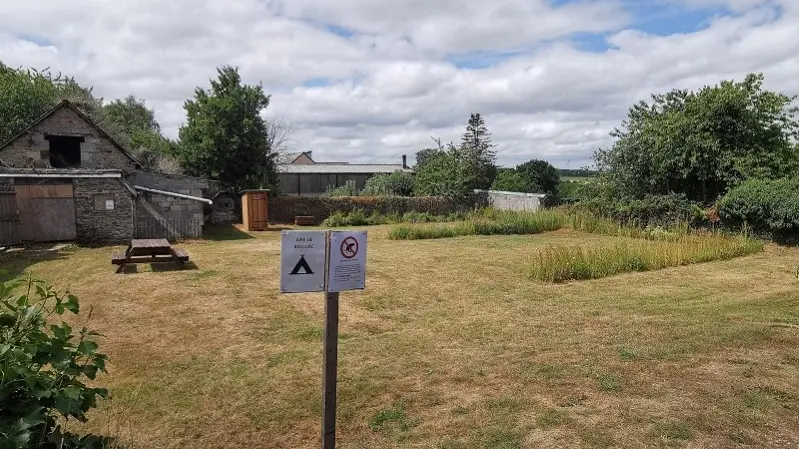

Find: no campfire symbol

[340,236,358,259]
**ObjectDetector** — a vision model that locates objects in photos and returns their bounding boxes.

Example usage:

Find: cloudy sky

[1,0,797,168]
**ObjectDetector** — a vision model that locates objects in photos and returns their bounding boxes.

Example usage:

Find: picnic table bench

[112,238,189,273]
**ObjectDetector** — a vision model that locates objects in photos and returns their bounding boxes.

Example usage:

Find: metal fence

[135,217,203,241]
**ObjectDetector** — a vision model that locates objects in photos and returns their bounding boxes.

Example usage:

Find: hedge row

[269,195,482,224]
[570,193,702,227]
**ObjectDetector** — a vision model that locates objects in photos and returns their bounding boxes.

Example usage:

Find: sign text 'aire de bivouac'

[280,230,326,293]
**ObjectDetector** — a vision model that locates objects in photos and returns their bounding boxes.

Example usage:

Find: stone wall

[210,194,239,224]
[136,193,204,239]
[0,105,137,171]
[269,195,481,224]
[474,190,545,212]
[73,178,135,245]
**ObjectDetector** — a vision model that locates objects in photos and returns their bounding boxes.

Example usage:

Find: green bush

[0,276,109,448]
[717,178,799,237]
[324,180,359,197]
[573,193,700,227]
[360,171,415,196]
[322,209,464,227]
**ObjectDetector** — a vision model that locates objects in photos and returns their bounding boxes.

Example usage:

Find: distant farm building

[277,151,410,196]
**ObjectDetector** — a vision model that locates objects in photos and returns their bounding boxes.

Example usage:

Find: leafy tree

[413,150,475,198]
[103,96,178,171]
[458,113,497,189]
[596,73,799,203]
[361,171,415,196]
[0,63,100,145]
[491,169,531,192]
[414,148,444,171]
[490,160,560,194]
[176,66,276,191]
[0,277,110,448]
[516,159,560,195]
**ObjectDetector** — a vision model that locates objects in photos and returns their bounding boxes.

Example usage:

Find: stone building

[0,100,210,246]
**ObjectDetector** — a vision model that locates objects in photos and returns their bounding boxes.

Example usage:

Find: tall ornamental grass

[387,210,566,240]
[530,234,763,282]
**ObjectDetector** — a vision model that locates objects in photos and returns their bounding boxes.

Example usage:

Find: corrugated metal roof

[278,164,410,174]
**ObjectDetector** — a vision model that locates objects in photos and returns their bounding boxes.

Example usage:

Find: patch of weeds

[580,430,615,449]
[451,405,469,416]
[652,421,694,446]
[370,405,416,441]
[438,438,466,449]
[294,326,323,341]
[481,427,522,449]
[783,355,799,367]
[558,394,587,407]
[521,362,565,383]
[486,397,523,414]
[618,347,640,361]
[536,407,571,429]
[362,295,390,312]
[743,386,794,410]
[265,350,311,368]
[728,430,752,445]
[186,269,220,279]
[647,343,696,361]
[596,373,624,392]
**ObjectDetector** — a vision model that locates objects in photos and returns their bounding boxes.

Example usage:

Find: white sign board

[280,230,327,293]
[327,230,367,292]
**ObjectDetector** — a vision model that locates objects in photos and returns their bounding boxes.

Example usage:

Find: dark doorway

[47,135,84,168]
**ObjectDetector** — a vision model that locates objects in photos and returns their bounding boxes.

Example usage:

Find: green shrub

[530,234,763,282]
[323,211,349,227]
[360,171,415,197]
[0,276,110,448]
[717,178,799,237]
[574,193,700,227]
[324,180,359,197]
[402,211,436,223]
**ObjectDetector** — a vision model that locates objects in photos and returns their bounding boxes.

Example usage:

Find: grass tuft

[387,210,566,240]
[596,373,624,392]
[535,407,571,429]
[530,234,763,282]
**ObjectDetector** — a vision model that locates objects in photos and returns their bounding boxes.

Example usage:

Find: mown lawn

[2,226,798,448]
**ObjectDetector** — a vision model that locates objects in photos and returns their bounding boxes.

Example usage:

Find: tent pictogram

[290,255,314,275]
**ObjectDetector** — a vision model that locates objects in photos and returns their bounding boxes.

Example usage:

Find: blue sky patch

[17,34,53,46]
[302,77,335,88]
[324,24,355,39]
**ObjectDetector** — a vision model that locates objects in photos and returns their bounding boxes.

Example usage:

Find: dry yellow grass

[1,225,798,448]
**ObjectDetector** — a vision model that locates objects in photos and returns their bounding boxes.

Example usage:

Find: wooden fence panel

[0,191,20,245]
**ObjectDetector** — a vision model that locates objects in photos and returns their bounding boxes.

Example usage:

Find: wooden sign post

[281,230,367,449]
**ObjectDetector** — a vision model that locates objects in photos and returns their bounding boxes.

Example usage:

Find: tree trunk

[701,178,708,203]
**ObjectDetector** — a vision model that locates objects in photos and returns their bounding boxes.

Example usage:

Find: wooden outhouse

[241,189,269,231]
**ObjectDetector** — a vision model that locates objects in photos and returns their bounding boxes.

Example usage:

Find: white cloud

[1,0,798,168]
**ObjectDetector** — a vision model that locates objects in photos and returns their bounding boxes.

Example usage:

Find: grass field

[2,225,798,448]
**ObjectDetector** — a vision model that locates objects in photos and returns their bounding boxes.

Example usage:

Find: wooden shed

[241,189,269,231]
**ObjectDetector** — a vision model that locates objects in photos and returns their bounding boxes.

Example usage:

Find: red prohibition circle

[340,236,358,259]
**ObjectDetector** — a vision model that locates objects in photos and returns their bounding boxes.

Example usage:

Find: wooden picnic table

[112,238,189,273]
